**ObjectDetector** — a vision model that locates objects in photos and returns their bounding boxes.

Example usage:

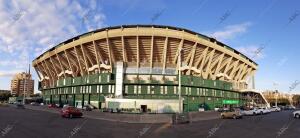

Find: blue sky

[0,0,299,93]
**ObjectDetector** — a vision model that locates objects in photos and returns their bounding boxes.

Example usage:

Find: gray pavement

[24,105,219,123]
[1,105,300,138]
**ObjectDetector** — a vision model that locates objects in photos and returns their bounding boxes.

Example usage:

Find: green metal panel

[68,87,72,94]
[102,85,109,93]
[100,74,108,83]
[191,88,197,96]
[89,74,99,84]
[205,97,214,110]
[182,76,191,85]
[128,85,134,94]
[141,85,147,94]
[99,95,105,102]
[91,85,97,93]
[206,89,212,96]
[66,94,74,106]
[60,94,67,105]
[76,86,81,94]
[53,95,59,104]
[154,86,160,95]
[75,94,83,100]
[84,94,89,104]
[58,79,64,87]
[192,77,202,86]
[167,86,174,95]
[216,90,222,97]
[73,77,82,85]
[181,87,187,96]
[65,78,72,86]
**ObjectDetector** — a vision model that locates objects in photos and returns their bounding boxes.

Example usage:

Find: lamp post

[22,76,26,105]
[178,49,182,113]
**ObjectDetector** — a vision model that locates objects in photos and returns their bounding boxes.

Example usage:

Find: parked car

[217,107,229,112]
[16,103,25,109]
[60,106,83,118]
[63,104,69,108]
[256,107,269,115]
[221,109,243,119]
[82,104,94,111]
[281,105,296,110]
[270,106,281,112]
[30,102,40,106]
[286,105,296,110]
[241,108,258,116]
[48,104,58,108]
[263,107,271,114]
[293,110,300,118]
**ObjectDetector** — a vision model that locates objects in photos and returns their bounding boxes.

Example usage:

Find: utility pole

[178,50,182,113]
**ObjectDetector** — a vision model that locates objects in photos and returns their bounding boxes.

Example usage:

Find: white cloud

[0,0,106,73]
[236,45,265,60]
[209,22,252,41]
[0,70,24,77]
[277,57,288,67]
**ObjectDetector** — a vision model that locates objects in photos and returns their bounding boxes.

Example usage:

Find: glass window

[174,86,177,94]
[147,86,150,94]
[125,86,128,94]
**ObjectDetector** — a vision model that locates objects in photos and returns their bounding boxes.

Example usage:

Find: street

[0,106,300,138]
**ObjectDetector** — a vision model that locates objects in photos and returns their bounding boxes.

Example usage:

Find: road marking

[153,123,171,134]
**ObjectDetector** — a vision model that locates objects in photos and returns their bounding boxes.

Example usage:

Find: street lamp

[178,49,182,113]
[177,49,188,113]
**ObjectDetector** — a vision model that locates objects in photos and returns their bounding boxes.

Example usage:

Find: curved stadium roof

[32,24,257,87]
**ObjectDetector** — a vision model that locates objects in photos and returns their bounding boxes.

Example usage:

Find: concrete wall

[105,98,181,113]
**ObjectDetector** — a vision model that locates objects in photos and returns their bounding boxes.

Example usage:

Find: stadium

[32,25,258,113]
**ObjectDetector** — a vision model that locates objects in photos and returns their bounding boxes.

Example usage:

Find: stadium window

[98,75,101,82]
[197,88,199,95]
[63,79,66,85]
[134,86,137,94]
[147,86,150,94]
[160,86,164,94]
[138,85,141,94]
[96,85,99,93]
[174,86,177,95]
[108,85,111,93]
[100,85,102,93]
[165,86,168,94]
[125,86,128,94]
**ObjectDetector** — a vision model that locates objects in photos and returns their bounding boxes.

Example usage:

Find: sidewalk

[24,105,219,124]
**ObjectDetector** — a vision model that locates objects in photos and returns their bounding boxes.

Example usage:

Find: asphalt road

[0,106,299,138]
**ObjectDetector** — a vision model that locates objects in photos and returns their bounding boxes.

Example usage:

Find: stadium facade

[32,25,258,113]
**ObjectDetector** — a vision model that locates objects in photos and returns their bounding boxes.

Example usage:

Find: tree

[0,93,12,101]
